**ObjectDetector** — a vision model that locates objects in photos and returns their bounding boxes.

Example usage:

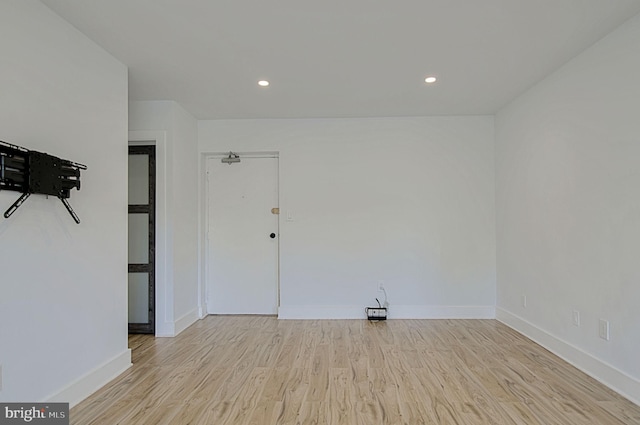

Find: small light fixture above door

[221,151,241,165]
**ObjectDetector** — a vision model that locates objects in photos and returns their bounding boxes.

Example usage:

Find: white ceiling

[40,0,640,120]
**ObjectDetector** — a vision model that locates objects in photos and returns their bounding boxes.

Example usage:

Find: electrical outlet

[572,310,580,327]
[378,280,385,292]
[599,319,610,341]
[522,295,527,308]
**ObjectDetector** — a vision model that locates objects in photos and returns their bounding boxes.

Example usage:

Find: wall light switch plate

[599,319,610,341]
[572,310,580,327]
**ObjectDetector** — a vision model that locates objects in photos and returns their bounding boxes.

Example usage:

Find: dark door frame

[128,145,156,334]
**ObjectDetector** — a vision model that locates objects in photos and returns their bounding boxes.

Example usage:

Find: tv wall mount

[0,140,87,224]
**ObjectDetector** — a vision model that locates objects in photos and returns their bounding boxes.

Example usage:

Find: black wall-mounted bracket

[0,140,87,224]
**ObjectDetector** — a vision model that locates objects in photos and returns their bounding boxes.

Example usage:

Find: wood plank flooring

[70,316,640,424]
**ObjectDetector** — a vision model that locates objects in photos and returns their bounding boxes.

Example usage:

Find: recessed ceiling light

[424,76,437,84]
[258,80,270,87]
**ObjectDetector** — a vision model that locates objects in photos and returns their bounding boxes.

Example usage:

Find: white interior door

[206,155,279,314]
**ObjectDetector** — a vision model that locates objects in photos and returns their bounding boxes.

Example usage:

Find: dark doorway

[128,145,155,334]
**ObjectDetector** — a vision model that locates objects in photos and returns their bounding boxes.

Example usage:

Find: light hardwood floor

[71,316,640,424]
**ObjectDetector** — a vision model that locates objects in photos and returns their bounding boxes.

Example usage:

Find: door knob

[270,233,276,239]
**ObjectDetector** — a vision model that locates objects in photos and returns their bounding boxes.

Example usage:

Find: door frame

[129,131,170,336]
[128,145,156,334]
[202,152,280,315]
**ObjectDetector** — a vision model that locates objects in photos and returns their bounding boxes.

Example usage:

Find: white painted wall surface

[0,0,129,404]
[171,104,200,327]
[129,101,199,335]
[199,116,496,318]
[495,13,640,402]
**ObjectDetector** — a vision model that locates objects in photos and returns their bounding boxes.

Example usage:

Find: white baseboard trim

[174,308,200,335]
[496,307,640,406]
[155,321,175,337]
[278,305,364,319]
[278,305,496,320]
[390,305,496,319]
[47,349,132,408]
[156,308,200,337]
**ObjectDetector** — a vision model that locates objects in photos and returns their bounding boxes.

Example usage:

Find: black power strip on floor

[365,306,387,320]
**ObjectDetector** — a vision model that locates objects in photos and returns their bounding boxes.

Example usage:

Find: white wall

[129,101,199,336]
[199,116,496,318]
[171,105,200,325]
[0,0,130,404]
[495,13,640,403]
